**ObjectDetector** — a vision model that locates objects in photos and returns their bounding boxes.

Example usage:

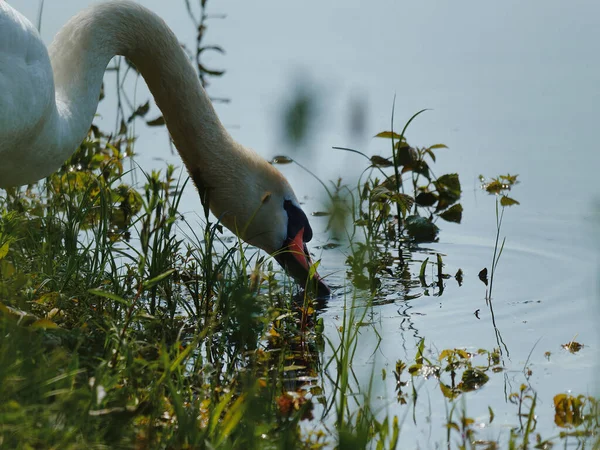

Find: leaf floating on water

[478,268,488,286]
[562,340,583,353]
[458,368,489,392]
[271,155,294,164]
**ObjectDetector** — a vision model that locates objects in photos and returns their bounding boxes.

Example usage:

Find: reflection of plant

[479,174,520,301]
[553,394,599,432]
[508,384,538,447]
[405,340,499,402]
[446,402,477,450]
[393,340,599,448]
[506,386,600,448]
[322,295,401,449]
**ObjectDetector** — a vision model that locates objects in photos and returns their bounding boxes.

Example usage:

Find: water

[11,0,600,445]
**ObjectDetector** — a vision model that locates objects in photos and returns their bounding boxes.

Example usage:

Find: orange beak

[275,227,330,297]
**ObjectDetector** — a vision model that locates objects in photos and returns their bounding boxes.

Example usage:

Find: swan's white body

[0,0,323,277]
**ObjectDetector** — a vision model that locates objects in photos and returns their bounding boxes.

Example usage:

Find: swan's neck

[2,1,289,248]
[49,1,237,187]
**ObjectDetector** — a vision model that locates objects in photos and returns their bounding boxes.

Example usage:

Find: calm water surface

[12,0,600,445]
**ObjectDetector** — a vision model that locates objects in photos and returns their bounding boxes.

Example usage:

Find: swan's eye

[283,200,313,243]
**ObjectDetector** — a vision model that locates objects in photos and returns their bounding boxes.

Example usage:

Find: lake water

[11,0,600,446]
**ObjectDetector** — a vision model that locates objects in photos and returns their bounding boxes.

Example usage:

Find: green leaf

[0,242,9,260]
[425,148,436,162]
[142,269,176,289]
[370,186,391,201]
[146,116,165,126]
[395,145,418,167]
[419,257,429,283]
[429,144,448,150]
[218,393,248,445]
[127,100,150,123]
[440,383,460,400]
[500,196,520,207]
[390,416,400,449]
[415,192,437,207]
[435,173,461,195]
[389,193,415,217]
[499,173,519,185]
[168,341,196,373]
[370,155,394,167]
[88,289,129,305]
[484,179,504,194]
[439,203,463,223]
[308,261,320,280]
[374,131,403,140]
[434,173,461,209]
[30,318,59,330]
[209,390,235,437]
[284,364,307,371]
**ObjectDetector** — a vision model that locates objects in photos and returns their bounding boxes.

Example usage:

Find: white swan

[0,1,329,295]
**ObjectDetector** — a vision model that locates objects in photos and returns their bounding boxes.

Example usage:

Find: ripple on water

[310,211,598,446]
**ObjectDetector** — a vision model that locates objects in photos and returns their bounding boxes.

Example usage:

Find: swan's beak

[275,227,330,297]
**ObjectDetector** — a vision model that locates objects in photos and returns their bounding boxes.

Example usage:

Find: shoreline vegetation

[0,1,598,448]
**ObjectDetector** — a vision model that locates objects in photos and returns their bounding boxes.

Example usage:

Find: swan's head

[193,149,330,297]
[240,177,330,297]
[266,194,330,298]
